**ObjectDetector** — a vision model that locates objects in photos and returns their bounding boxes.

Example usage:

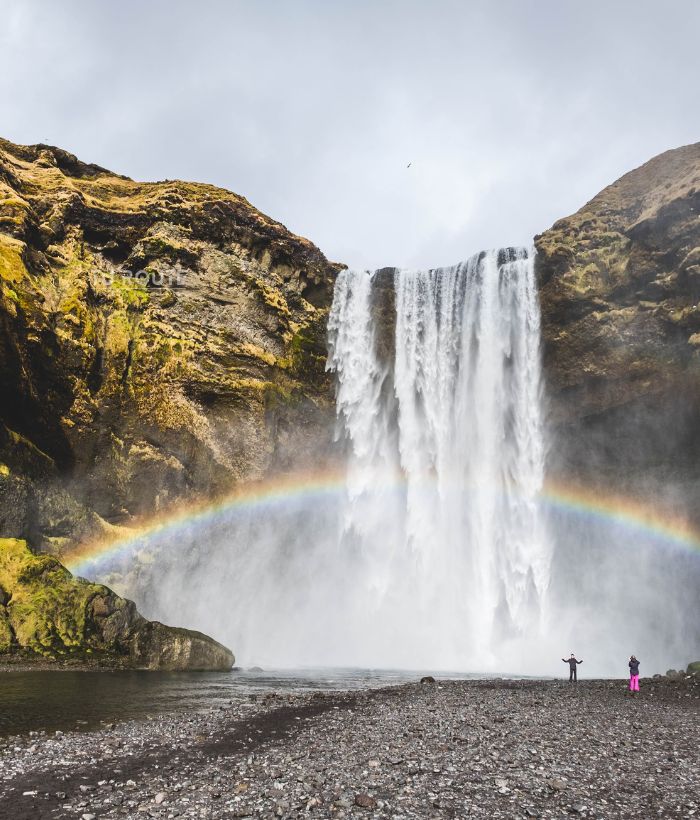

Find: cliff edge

[0,138,342,552]
[536,142,700,505]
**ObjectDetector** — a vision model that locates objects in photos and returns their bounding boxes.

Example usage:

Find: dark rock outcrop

[0,137,343,551]
[536,142,700,507]
[0,537,233,669]
[0,137,344,666]
[129,621,233,671]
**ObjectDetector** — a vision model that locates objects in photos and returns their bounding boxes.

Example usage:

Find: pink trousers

[629,674,639,691]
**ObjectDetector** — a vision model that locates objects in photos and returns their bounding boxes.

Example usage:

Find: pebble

[0,676,698,818]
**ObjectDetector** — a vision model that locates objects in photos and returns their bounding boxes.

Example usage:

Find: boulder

[0,537,234,669]
[130,621,233,671]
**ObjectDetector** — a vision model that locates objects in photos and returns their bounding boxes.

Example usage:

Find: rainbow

[542,482,700,554]
[65,467,349,577]
[65,468,700,578]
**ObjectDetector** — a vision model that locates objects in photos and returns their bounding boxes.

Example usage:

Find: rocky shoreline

[1,676,698,819]
[0,654,131,672]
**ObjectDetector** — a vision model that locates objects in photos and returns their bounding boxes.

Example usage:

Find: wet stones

[1,678,698,818]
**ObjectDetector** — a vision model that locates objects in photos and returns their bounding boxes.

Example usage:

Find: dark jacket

[629,659,640,676]
[563,657,582,669]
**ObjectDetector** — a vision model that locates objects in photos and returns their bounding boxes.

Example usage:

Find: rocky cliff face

[3,135,699,663]
[0,138,342,552]
[535,143,700,507]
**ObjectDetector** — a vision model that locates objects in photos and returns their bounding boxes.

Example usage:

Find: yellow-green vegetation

[108,271,149,309]
[0,538,234,669]
[258,279,291,315]
[263,382,295,411]
[0,135,339,566]
[0,193,30,229]
[0,234,27,286]
[0,537,104,656]
[537,212,631,299]
[237,342,277,367]
[0,612,12,653]
[132,223,197,267]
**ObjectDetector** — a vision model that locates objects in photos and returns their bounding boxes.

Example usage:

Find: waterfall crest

[327,247,550,668]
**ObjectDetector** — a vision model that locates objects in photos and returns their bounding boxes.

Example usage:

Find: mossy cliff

[536,142,700,505]
[0,137,342,550]
[0,538,233,669]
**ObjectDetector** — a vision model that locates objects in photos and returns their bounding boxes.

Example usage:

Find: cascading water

[326,247,550,668]
[101,244,700,674]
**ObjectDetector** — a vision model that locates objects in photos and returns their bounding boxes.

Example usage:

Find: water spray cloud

[66,471,700,580]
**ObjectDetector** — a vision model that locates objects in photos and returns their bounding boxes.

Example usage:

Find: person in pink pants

[629,655,640,692]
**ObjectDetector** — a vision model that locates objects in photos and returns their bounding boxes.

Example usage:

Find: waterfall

[118,246,700,674]
[327,247,551,668]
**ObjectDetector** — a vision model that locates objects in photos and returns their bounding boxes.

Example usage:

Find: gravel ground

[0,676,698,819]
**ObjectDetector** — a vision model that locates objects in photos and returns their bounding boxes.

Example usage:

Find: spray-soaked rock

[129,621,233,671]
[536,142,700,500]
[0,537,234,669]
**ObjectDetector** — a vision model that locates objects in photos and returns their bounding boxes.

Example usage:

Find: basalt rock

[536,142,700,508]
[129,620,233,672]
[0,537,233,669]
[0,137,343,551]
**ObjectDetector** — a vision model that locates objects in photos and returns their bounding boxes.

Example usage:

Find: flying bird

[407,162,412,168]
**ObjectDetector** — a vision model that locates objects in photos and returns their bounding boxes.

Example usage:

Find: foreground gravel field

[1,676,698,819]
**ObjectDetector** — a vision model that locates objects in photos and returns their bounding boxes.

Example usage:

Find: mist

[90,251,700,678]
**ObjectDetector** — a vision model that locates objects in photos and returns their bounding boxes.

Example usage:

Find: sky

[1,0,699,270]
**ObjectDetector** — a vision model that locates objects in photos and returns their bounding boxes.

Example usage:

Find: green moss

[135,231,195,267]
[237,342,277,366]
[0,538,106,656]
[1,283,21,306]
[109,273,149,308]
[257,279,290,315]
[7,428,54,466]
[283,317,329,382]
[105,311,134,356]
[263,382,294,408]
[0,236,27,285]
[0,609,12,652]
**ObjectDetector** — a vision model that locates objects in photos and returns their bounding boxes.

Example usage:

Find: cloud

[1,0,699,268]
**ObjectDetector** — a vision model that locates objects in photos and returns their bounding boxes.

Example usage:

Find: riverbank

[1,676,698,819]
[0,655,132,673]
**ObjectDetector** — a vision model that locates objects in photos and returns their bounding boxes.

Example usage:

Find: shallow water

[0,667,508,736]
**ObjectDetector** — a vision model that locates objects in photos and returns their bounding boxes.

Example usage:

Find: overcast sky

[2,1,699,269]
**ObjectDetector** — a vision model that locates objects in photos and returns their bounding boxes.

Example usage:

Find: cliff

[3,134,699,665]
[0,137,341,666]
[535,142,700,504]
[0,138,342,552]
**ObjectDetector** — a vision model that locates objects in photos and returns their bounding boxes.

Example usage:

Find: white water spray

[107,245,700,675]
[326,247,550,668]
